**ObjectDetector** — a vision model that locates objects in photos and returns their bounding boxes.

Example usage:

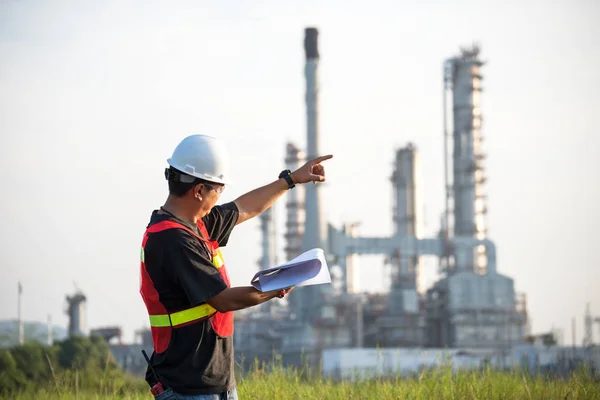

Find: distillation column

[284,143,305,319]
[259,207,278,272]
[284,143,305,263]
[258,207,278,314]
[389,144,422,314]
[445,46,488,273]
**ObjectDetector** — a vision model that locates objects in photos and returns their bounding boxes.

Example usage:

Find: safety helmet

[166,134,232,185]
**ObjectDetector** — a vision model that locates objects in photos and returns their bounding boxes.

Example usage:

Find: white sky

[1,0,598,345]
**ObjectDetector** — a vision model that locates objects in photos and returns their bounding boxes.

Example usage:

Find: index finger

[313,154,333,164]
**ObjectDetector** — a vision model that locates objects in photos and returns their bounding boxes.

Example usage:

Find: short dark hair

[165,167,211,198]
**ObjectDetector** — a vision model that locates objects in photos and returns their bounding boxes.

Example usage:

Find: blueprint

[250,248,331,292]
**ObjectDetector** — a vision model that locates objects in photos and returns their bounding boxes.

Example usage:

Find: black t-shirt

[143,202,239,395]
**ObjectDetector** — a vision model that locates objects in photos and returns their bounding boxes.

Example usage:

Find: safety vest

[139,219,234,354]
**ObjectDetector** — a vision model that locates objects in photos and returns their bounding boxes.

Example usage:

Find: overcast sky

[1,0,598,345]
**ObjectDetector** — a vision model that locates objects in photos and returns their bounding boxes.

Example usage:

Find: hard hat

[167,134,232,185]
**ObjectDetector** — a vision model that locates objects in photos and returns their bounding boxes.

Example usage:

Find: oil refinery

[7,27,599,378]
[231,27,597,375]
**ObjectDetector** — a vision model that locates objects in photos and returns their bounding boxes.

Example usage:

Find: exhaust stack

[297,27,327,322]
[301,27,325,254]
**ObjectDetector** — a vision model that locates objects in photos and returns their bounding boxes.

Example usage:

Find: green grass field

[2,367,599,400]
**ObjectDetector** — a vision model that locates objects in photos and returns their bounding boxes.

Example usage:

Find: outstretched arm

[233,154,333,225]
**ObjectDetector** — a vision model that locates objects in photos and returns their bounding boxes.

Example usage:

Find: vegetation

[1,338,598,399]
[0,335,146,398]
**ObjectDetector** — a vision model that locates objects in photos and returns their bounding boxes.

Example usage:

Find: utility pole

[17,282,24,345]
[47,314,53,346]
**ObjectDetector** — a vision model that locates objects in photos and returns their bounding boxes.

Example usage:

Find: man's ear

[194,183,204,198]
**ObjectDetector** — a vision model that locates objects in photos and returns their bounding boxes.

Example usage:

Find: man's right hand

[207,286,294,313]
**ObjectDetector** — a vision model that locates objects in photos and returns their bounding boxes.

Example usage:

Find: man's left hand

[291,155,333,184]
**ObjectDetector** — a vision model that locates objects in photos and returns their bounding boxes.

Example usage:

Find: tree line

[0,335,145,395]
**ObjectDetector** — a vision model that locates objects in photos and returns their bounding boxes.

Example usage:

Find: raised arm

[233,154,333,225]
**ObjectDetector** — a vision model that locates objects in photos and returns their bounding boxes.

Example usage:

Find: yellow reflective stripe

[140,247,145,263]
[212,250,224,269]
[170,303,216,325]
[149,303,217,328]
[149,314,171,327]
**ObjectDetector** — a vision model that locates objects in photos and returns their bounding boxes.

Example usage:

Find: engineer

[139,134,332,399]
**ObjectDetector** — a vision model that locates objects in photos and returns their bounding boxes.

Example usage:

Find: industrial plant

[231,28,599,375]
[6,27,599,378]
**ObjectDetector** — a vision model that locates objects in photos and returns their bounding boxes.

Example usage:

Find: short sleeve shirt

[143,202,239,395]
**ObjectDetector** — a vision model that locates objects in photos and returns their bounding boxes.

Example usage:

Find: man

[139,134,332,399]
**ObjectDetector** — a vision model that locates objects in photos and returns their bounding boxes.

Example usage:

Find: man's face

[195,182,224,216]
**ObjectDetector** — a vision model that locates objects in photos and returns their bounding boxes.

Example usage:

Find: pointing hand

[291,155,333,185]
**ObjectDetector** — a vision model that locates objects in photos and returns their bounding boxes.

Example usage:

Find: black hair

[165,167,211,198]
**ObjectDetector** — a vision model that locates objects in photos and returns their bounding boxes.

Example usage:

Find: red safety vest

[139,219,234,354]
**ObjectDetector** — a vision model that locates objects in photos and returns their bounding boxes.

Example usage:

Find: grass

[2,366,599,399]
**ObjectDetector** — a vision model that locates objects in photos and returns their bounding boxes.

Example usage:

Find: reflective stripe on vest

[212,249,224,269]
[149,302,217,327]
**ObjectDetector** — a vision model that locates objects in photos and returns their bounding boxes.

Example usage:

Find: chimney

[301,27,325,254]
[297,27,327,322]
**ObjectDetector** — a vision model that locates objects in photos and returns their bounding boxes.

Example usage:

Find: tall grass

[2,365,598,399]
[238,363,600,400]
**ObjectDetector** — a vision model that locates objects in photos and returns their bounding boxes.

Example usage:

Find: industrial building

[15,27,596,378]
[233,29,530,370]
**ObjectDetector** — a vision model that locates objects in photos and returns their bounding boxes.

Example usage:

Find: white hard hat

[167,134,232,185]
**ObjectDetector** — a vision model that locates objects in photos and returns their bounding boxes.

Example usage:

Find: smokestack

[17,282,24,345]
[301,27,325,253]
[298,27,326,322]
[304,27,319,59]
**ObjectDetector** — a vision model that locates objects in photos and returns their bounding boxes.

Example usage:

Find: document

[250,248,331,292]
